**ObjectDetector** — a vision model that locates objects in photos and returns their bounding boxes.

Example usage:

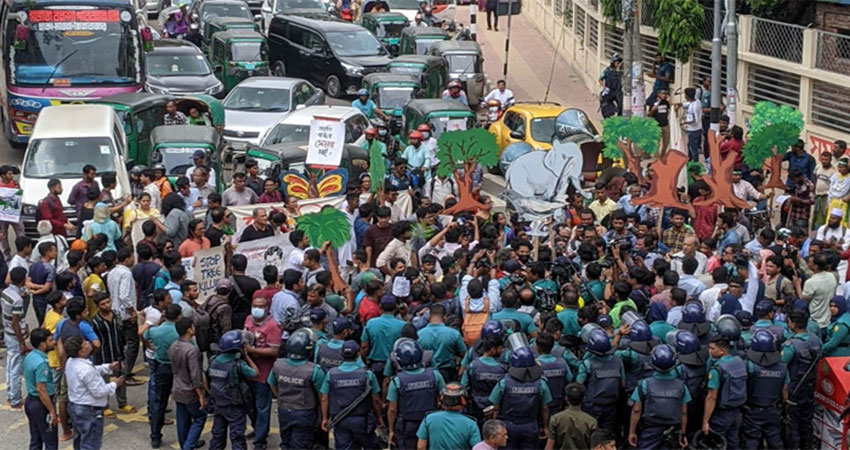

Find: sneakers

[104,408,116,418]
[117,405,137,413]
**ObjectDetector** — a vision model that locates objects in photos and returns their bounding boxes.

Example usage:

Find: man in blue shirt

[647,53,672,107]
[24,328,58,450]
[352,89,390,121]
[361,295,406,383]
[783,139,816,190]
[417,304,467,383]
[416,383,481,450]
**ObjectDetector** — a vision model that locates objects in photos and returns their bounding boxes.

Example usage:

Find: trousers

[210,404,247,450]
[788,393,815,449]
[638,423,678,450]
[248,381,272,447]
[149,362,173,442]
[333,414,379,450]
[176,400,207,450]
[68,403,104,450]
[742,406,783,449]
[585,403,618,433]
[120,319,140,377]
[279,408,317,450]
[394,417,422,450]
[4,334,23,406]
[709,407,741,450]
[25,395,58,450]
[503,420,539,450]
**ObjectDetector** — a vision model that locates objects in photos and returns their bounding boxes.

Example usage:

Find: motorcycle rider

[627,344,690,449]
[483,80,514,109]
[417,123,439,172]
[352,89,390,122]
[269,329,324,450]
[441,80,469,106]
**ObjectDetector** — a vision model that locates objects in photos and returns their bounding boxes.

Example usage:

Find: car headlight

[341,62,363,76]
[22,203,37,217]
[144,82,167,94]
[206,83,223,95]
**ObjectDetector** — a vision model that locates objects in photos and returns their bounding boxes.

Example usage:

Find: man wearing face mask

[417,124,439,170]
[362,128,388,159]
[244,297,282,450]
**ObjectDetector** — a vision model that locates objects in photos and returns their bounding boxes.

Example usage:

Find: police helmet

[586,329,612,355]
[509,346,535,368]
[734,310,753,328]
[681,301,706,324]
[396,339,424,370]
[596,314,613,328]
[218,330,243,352]
[629,320,652,342]
[754,300,775,318]
[481,320,505,340]
[440,383,466,409]
[674,330,701,355]
[714,314,742,341]
[285,329,315,360]
[690,430,726,450]
[749,329,776,353]
[650,344,677,372]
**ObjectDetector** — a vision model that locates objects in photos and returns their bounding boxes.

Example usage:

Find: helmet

[629,320,652,342]
[481,320,504,340]
[416,123,431,132]
[734,310,753,328]
[682,302,705,324]
[396,339,424,370]
[285,329,315,360]
[152,163,167,172]
[610,52,623,63]
[408,131,424,140]
[130,165,147,176]
[754,300,775,318]
[750,329,777,353]
[357,88,369,97]
[218,330,243,352]
[487,99,501,108]
[447,80,462,89]
[690,430,726,450]
[650,344,677,372]
[509,346,535,368]
[674,330,701,355]
[586,329,611,355]
[440,382,466,409]
[596,314,612,328]
[365,127,378,137]
[715,314,742,341]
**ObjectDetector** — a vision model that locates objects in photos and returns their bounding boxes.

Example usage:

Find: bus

[0,0,146,144]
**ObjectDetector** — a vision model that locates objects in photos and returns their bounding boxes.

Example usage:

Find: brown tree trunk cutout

[324,247,348,292]
[692,130,752,209]
[444,160,487,215]
[617,140,646,185]
[763,148,785,190]
[632,150,689,209]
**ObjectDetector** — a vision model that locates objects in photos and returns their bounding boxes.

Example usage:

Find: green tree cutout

[435,129,499,215]
[368,140,386,193]
[601,115,661,184]
[296,206,352,291]
[742,101,804,189]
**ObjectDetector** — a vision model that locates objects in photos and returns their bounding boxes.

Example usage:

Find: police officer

[781,309,821,450]
[320,340,384,450]
[491,291,538,337]
[702,336,747,450]
[387,340,446,450]
[535,333,572,412]
[308,308,329,342]
[715,314,743,357]
[751,300,789,346]
[386,334,434,381]
[269,329,324,450]
[628,344,690,450]
[677,301,713,346]
[673,330,709,438]
[822,296,850,356]
[460,320,504,371]
[742,329,789,449]
[208,330,259,450]
[577,329,625,433]
[415,383,481,450]
[613,320,656,400]
[315,317,363,372]
[418,304,467,383]
[361,295,406,384]
[489,346,552,450]
[736,310,755,348]
[461,335,506,423]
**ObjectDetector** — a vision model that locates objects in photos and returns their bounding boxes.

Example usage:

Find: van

[20,105,132,238]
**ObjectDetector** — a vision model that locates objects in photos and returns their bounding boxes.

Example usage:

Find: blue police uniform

[315,339,366,372]
[576,354,625,432]
[781,332,821,448]
[268,357,324,449]
[387,367,445,450]
[489,374,553,450]
[537,353,572,411]
[460,355,506,422]
[208,353,257,450]
[674,360,708,437]
[417,323,467,382]
[706,354,747,450]
[320,361,381,450]
[742,358,789,449]
[362,313,406,381]
[631,371,691,450]
[822,313,850,356]
[615,347,654,399]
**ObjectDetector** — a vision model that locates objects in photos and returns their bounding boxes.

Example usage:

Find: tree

[742,101,805,190]
[601,116,661,184]
[296,207,352,291]
[368,140,386,193]
[435,129,499,215]
[655,0,704,63]
[693,130,752,209]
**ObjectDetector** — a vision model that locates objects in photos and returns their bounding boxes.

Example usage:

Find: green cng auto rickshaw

[362,73,420,132]
[386,55,447,98]
[360,12,409,56]
[428,40,485,105]
[96,93,173,166]
[203,16,261,54]
[209,30,270,92]
[399,26,449,55]
[150,125,223,189]
[398,99,475,146]
[174,95,225,130]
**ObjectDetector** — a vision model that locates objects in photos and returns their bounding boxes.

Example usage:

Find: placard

[306,117,345,168]
[233,235,294,285]
[193,247,225,299]
[0,187,22,222]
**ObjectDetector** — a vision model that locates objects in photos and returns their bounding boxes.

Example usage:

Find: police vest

[716,357,747,409]
[396,368,439,421]
[469,359,507,409]
[754,323,786,350]
[586,357,622,406]
[787,335,820,389]
[641,376,685,426]
[680,363,707,402]
[272,359,318,410]
[209,356,249,407]
[551,346,567,360]
[625,350,654,394]
[316,342,345,372]
[327,367,371,417]
[389,348,433,374]
[747,361,787,407]
[538,357,569,406]
[500,375,541,424]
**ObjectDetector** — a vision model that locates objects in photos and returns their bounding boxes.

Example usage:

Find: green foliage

[295,207,352,249]
[600,0,622,23]
[368,140,386,193]
[435,129,499,178]
[686,161,705,185]
[742,101,804,168]
[747,0,782,17]
[656,0,703,62]
[601,116,661,158]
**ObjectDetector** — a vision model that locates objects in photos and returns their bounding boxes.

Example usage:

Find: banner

[307,117,345,167]
[233,235,294,285]
[179,246,226,300]
[0,187,22,222]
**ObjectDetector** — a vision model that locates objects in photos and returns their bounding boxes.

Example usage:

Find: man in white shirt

[682,87,704,162]
[424,174,457,205]
[185,150,216,190]
[284,230,310,275]
[670,235,707,276]
[483,80,515,108]
[376,222,413,273]
[699,267,728,322]
[816,208,850,250]
[106,248,139,382]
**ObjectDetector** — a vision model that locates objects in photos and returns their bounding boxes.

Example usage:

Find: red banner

[29,9,120,23]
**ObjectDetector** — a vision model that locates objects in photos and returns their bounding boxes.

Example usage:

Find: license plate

[245,63,256,70]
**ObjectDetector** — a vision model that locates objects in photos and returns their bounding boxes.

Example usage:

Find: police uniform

[706,354,747,450]
[268,357,324,449]
[320,361,382,450]
[415,410,481,450]
[489,372,553,449]
[752,319,790,345]
[649,320,676,343]
[362,312,406,382]
[537,353,572,411]
[615,346,654,401]
[384,345,433,379]
[631,371,691,450]
[742,358,789,449]
[387,367,445,450]
[576,354,625,432]
[781,332,821,449]
[23,348,57,449]
[417,323,467,382]
[674,360,708,437]
[315,339,366,372]
[491,308,538,336]
[822,313,850,356]
[460,355,507,422]
[208,353,257,450]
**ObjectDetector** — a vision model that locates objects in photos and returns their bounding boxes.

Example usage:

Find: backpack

[193,307,213,352]
[141,266,166,308]
[198,295,229,352]
[461,296,490,347]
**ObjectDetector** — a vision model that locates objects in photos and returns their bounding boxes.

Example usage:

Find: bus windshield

[9,7,139,86]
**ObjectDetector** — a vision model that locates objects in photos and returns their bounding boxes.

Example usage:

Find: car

[189,0,257,38]
[144,39,224,96]
[268,14,392,98]
[222,77,325,150]
[259,105,370,147]
[261,0,334,33]
[387,0,455,23]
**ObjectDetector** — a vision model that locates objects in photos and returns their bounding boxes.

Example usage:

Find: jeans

[68,403,104,450]
[486,8,498,29]
[146,357,156,421]
[686,129,702,162]
[249,382,272,446]
[149,362,173,442]
[210,404,247,450]
[176,401,207,450]
[120,319,140,377]
[25,395,58,450]
[4,334,23,406]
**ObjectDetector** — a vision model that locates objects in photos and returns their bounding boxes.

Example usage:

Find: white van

[20,105,132,237]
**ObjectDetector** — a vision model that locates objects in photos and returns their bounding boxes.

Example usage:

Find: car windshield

[159,146,202,175]
[415,39,443,55]
[24,137,116,178]
[261,123,310,145]
[388,65,422,77]
[326,31,385,57]
[378,87,414,110]
[230,41,266,61]
[389,0,419,9]
[377,22,406,38]
[147,53,211,76]
[203,4,253,22]
[274,0,324,13]
[224,86,291,111]
[530,117,557,143]
[447,54,477,74]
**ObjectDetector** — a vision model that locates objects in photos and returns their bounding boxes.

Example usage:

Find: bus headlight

[22,203,37,217]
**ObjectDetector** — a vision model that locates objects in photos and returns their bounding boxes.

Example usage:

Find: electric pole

[469,3,477,41]
[725,0,738,126]
[621,0,634,118]
[710,0,722,130]
[631,0,645,117]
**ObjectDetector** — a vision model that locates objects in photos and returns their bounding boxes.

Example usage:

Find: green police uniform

[557,308,581,337]
[417,323,467,370]
[362,313,407,361]
[24,349,54,397]
[492,308,538,335]
[415,410,481,450]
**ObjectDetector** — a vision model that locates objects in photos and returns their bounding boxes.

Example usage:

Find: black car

[268,14,391,98]
[144,40,224,96]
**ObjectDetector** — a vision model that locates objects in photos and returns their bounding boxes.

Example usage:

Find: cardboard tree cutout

[742,101,805,190]
[296,207,352,291]
[435,128,499,215]
[601,116,662,185]
[368,140,386,193]
[692,130,751,209]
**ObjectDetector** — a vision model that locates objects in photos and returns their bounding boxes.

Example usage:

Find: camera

[608,236,633,254]
[475,258,492,269]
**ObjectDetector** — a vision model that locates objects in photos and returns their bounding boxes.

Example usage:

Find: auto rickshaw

[96,93,174,166]
[428,40,485,105]
[203,16,260,53]
[399,26,449,55]
[362,73,420,132]
[150,125,224,189]
[175,94,225,131]
[398,99,475,147]
[209,30,270,92]
[386,55,447,98]
[360,12,409,56]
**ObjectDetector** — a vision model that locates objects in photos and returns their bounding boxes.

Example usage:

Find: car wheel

[325,75,342,98]
[273,61,286,77]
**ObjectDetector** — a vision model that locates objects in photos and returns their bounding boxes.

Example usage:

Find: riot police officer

[489,346,552,449]
[208,330,259,450]
[751,300,789,346]
[736,310,755,348]
[576,329,625,433]
[673,330,709,438]
[460,320,504,371]
[415,383,481,450]
[677,301,713,346]
[269,329,324,450]
[628,344,690,450]
[742,329,789,449]
[781,309,821,450]
[461,335,506,423]
[535,333,572,412]
[319,340,384,450]
[702,336,747,450]
[715,314,743,357]
[386,340,446,450]
[613,320,656,400]
[315,317,363,372]
[386,334,434,381]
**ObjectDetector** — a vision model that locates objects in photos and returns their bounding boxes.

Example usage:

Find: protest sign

[193,247,225,299]
[0,187,21,222]
[306,117,345,167]
[233,235,294,285]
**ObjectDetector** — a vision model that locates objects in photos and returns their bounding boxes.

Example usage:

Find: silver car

[222,77,325,151]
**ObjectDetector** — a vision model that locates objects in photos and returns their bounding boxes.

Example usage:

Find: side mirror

[509,130,524,140]
[295,104,306,110]
[254,14,263,21]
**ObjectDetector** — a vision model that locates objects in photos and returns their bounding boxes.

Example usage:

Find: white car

[259,105,370,147]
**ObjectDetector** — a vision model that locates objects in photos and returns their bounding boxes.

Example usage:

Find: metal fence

[812,80,850,132]
[702,6,715,41]
[588,16,599,51]
[749,17,804,63]
[641,0,657,28]
[746,63,800,108]
[641,34,659,70]
[816,29,850,77]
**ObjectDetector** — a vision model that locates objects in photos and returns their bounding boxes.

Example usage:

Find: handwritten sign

[0,187,22,222]
[193,247,225,300]
[307,117,345,168]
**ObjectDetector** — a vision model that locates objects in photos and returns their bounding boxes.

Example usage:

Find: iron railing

[816,29,850,76]
[603,25,623,59]
[588,16,599,50]
[749,17,804,63]
[812,80,850,132]
[746,63,800,108]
